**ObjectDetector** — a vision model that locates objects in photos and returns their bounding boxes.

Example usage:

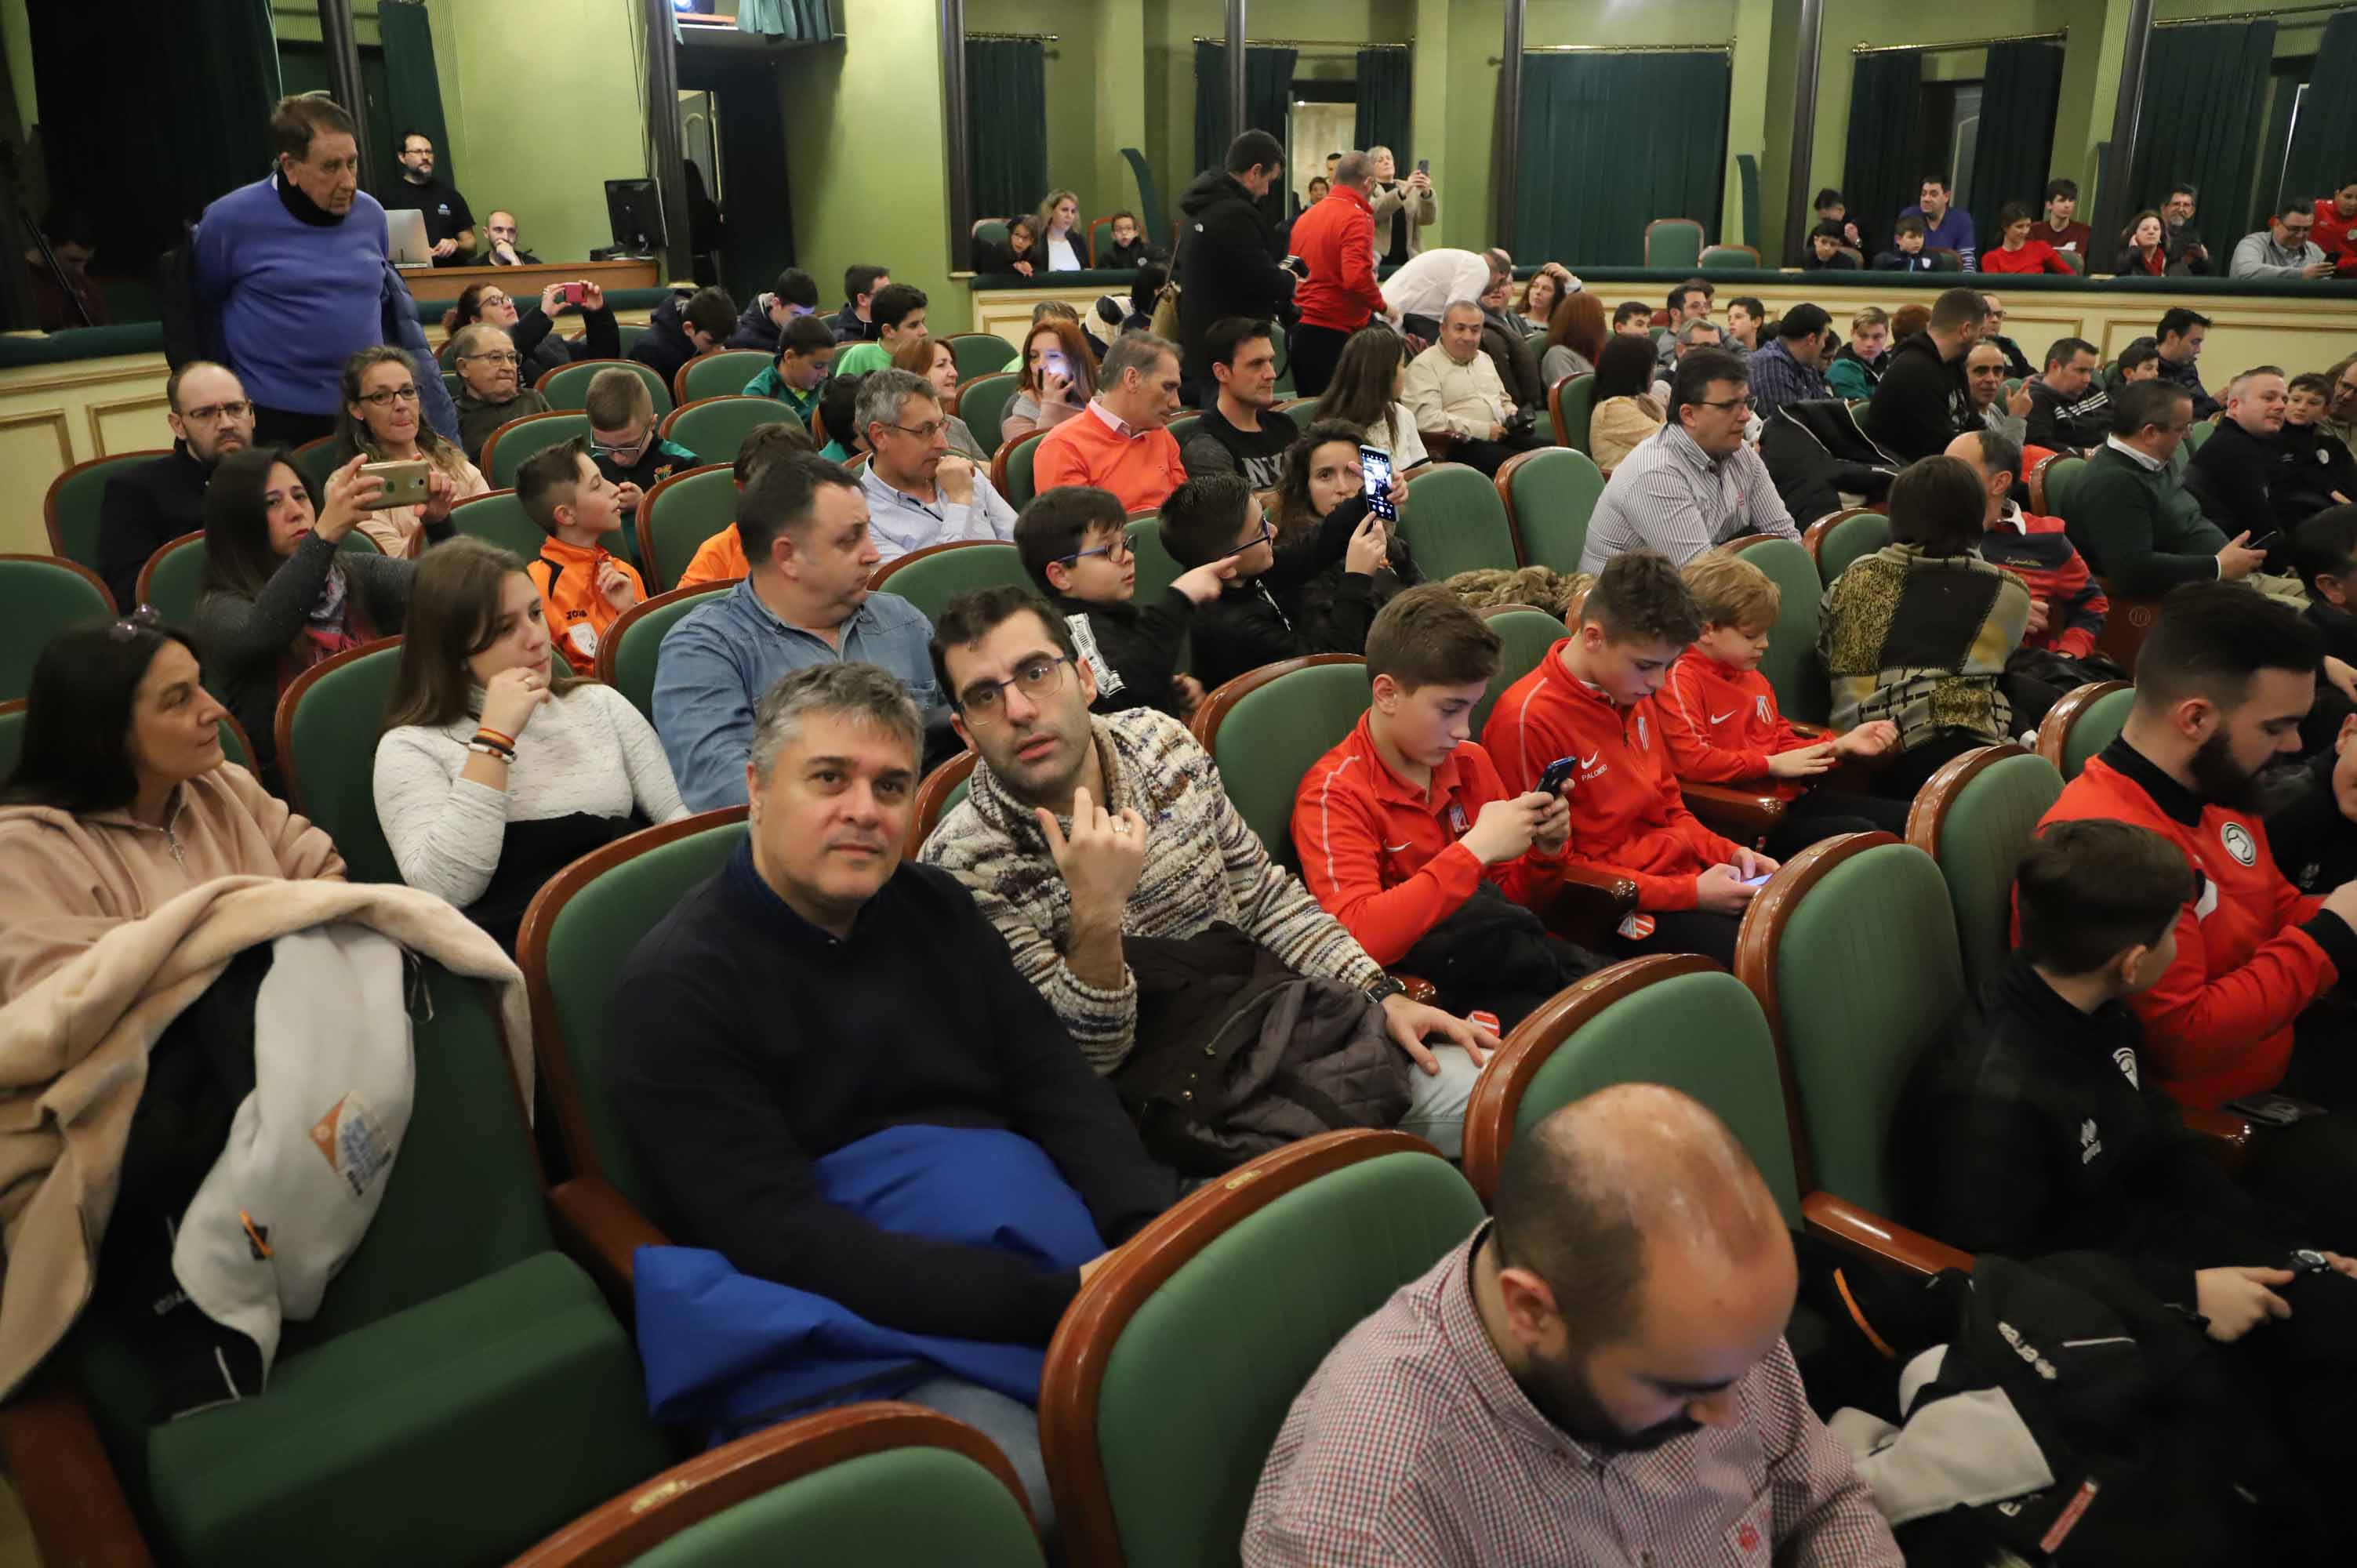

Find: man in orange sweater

[1286,151,1388,397]
[2035,583,2357,1114]
[518,436,645,673]
[1031,331,1190,515]
[1482,550,1774,967]
[1657,550,1903,861]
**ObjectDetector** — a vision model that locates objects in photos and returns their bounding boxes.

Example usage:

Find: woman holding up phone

[441,278,619,384]
[1267,419,1420,648]
[1001,319,1099,442]
[334,347,488,557]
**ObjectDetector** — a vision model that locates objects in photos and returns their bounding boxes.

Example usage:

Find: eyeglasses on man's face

[181,399,252,423]
[460,350,520,367]
[957,653,1073,720]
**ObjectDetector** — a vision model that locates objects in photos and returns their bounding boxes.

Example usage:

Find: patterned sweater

[920,707,1384,1072]
[1819,543,2030,752]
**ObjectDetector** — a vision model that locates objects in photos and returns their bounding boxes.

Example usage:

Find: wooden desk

[399,258,661,304]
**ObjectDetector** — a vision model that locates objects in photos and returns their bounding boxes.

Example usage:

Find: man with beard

[2037,583,2357,1116]
[1243,1083,1899,1566]
[390,131,475,266]
[96,361,253,608]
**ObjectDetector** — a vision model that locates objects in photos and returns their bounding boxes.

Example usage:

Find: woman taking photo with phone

[1001,318,1099,442]
[335,346,487,557]
[1267,419,1420,648]
[441,278,619,385]
[194,446,418,791]
[374,539,686,950]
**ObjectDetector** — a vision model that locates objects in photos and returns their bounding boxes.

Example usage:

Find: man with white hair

[855,367,1015,564]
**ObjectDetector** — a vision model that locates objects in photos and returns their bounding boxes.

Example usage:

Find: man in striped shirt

[1580,347,1802,571]
[1244,1084,1900,1566]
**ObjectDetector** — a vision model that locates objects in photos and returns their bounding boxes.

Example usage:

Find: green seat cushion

[637,1446,1044,1568]
[1503,447,1603,572]
[1208,660,1370,861]
[89,1253,664,1568]
[640,466,739,595]
[1816,513,1890,586]
[2061,686,2133,779]
[48,453,168,576]
[946,334,1019,381]
[611,585,732,721]
[540,358,672,417]
[488,414,594,489]
[2,557,114,701]
[1932,752,2062,999]
[284,644,403,884]
[1401,464,1520,580]
[1093,1151,1481,1568]
[1001,432,1048,509]
[679,350,774,405]
[874,543,1029,626]
[1126,517,1186,607]
[957,373,1022,453]
[1474,609,1564,738]
[448,490,550,561]
[1553,373,1596,455]
[1741,539,1829,726]
[664,397,799,475]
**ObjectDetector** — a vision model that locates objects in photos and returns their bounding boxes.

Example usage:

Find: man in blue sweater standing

[192,96,389,446]
[1898,174,1978,271]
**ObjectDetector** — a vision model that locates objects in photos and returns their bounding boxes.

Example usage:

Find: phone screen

[1043,350,1070,379]
[1360,446,1396,521]
[1416,158,1430,176]
[1739,871,1773,887]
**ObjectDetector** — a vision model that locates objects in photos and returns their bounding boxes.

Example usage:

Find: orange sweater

[528,535,646,673]
[1032,406,1189,515]
[676,523,749,589]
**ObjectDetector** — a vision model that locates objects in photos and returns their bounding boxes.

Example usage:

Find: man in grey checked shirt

[1244,1083,1900,1566]
[1581,347,1802,572]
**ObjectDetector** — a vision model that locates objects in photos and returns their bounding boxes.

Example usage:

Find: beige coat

[0,873,529,1398]
[1402,344,1513,441]
[1589,394,1667,474]
[1367,180,1438,260]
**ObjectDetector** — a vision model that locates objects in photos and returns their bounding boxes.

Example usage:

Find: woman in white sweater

[372,539,688,949]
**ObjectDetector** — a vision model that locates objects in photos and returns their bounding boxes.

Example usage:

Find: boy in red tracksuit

[2314,186,2357,280]
[1658,550,1905,860]
[2030,583,2357,1112]
[1482,550,1774,967]
[1295,586,1571,970]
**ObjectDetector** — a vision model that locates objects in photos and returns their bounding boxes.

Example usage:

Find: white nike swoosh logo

[1709,709,1736,724]
[1581,752,1599,768]
[1385,841,1411,852]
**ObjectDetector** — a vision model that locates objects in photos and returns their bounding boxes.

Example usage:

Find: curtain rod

[1191,37,1412,50]
[1492,40,1733,61]
[2155,3,2338,23]
[1852,28,2065,55]
[968,30,1057,43]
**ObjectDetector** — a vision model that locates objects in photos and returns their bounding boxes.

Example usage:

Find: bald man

[1244,1085,1899,1566]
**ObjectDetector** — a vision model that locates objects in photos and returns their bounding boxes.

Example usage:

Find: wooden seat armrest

[1680,782,1787,846]
[550,1176,669,1305]
[2183,1107,2254,1171]
[1802,1190,1974,1279]
[0,1377,154,1566]
[1546,866,1640,949]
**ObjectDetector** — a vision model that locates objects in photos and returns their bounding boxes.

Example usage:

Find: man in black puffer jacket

[1174,129,1297,402]
[1862,286,1984,461]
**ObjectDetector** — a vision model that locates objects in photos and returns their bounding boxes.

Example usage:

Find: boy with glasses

[584,367,701,519]
[1016,485,1237,719]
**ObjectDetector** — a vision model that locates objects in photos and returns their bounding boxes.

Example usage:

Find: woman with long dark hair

[1311,327,1428,468]
[192,446,416,789]
[0,615,343,993]
[373,540,685,949]
[1587,332,1667,473]
[1266,419,1421,645]
[440,276,619,384]
[334,346,486,557]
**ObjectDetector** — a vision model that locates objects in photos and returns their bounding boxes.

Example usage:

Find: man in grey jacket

[2231,198,2336,281]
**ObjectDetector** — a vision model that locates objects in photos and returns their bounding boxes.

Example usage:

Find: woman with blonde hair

[334,345,488,557]
[1000,318,1100,443]
[892,335,991,460]
[1037,188,1086,271]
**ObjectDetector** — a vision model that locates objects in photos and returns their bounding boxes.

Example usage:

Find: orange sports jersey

[528,536,645,674]
[1482,640,1742,912]
[1292,713,1566,966]
[2032,742,2357,1109]
[1658,648,1812,800]
[676,522,749,589]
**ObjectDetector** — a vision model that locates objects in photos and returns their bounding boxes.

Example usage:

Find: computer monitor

[605,179,666,256]
[385,209,432,267]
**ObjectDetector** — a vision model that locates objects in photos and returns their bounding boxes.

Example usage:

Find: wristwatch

[1364,975,1407,1007]
[2291,1248,2333,1275]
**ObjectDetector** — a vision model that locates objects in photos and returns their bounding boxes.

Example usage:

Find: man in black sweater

[2022,335,2108,453]
[2189,365,2298,542]
[1862,286,1984,462]
[99,361,254,608]
[608,663,1177,1517]
[1174,130,1298,405]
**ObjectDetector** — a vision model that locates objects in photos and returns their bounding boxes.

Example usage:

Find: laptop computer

[386,209,432,268]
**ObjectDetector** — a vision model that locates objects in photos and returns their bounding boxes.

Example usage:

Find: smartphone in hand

[1537,755,1578,795]
[560,281,588,307]
[359,459,430,506]
[1359,445,1396,521]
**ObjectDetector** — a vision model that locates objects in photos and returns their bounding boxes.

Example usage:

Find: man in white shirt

[1382,248,1511,341]
[1401,300,1545,476]
[855,368,1015,564]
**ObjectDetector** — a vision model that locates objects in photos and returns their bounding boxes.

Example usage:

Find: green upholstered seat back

[1771,841,1964,1215]
[1817,513,1890,586]
[1928,752,2063,1002]
[1126,517,1185,605]
[1551,372,1597,453]
[541,817,748,1206]
[637,1446,1044,1568]
[665,396,798,470]
[974,219,1011,250]
[679,350,772,405]
[1644,219,1705,270]
[1092,1150,1482,1568]
[874,543,1029,626]
[449,489,549,561]
[47,452,166,575]
[1204,659,1370,861]
[1,557,114,701]
[1401,463,1520,581]
[140,538,209,630]
[1474,609,1566,739]
[1513,968,1804,1225]
[2181,419,2217,456]
[1700,244,1757,270]
[958,372,1022,452]
[539,358,671,416]
[487,412,594,489]
[610,584,731,722]
[2061,685,2134,779]
[283,643,404,884]
[947,333,1020,380]
[1164,413,1202,453]
[2044,456,2090,528]
[1740,539,1829,725]
[1504,447,1604,572]
[1001,430,1048,509]
[639,465,739,594]
[291,438,343,504]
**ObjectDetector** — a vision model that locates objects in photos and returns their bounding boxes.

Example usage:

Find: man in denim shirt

[655,453,944,811]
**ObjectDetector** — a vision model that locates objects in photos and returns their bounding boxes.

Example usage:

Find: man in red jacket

[2035,583,2357,1116]
[2315,180,2357,279]
[1287,151,1389,398]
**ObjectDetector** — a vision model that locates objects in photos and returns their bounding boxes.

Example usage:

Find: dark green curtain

[1354,48,1412,165]
[2285,12,2357,212]
[1193,43,1296,181]
[736,0,834,40]
[1841,51,1923,254]
[1194,41,1227,179]
[2130,20,2277,241]
[1244,46,1297,226]
[378,1,452,194]
[1515,52,1729,267]
[1967,41,2062,245]
[967,38,1048,222]
[30,0,280,267]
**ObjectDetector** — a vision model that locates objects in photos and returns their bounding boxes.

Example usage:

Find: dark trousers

[1447,428,1549,477]
[1287,322,1358,399]
[1610,908,1742,969]
[252,405,337,447]
[1871,728,1990,802]
[1763,786,1913,861]
[2240,1004,2357,1243]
